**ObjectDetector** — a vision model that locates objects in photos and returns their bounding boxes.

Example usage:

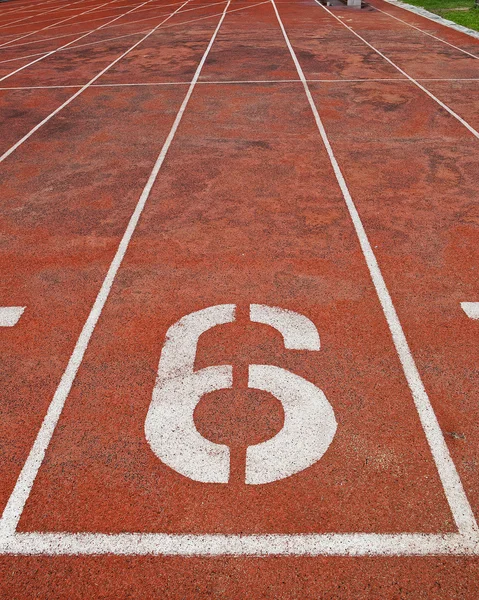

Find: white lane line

[0,0,240,55]
[0,0,87,32]
[1,532,479,556]
[0,0,195,164]
[374,5,479,60]
[0,0,197,50]
[382,0,479,42]
[271,0,478,537]
[0,0,171,36]
[461,303,479,320]
[0,0,265,89]
[0,0,165,83]
[0,307,25,327]
[0,0,72,20]
[0,0,111,30]
[0,0,230,542]
[3,77,479,90]
[315,1,479,142]
[0,0,127,49]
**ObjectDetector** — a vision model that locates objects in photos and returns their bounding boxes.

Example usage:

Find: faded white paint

[246,365,336,484]
[0,307,24,327]
[1,531,479,556]
[147,304,335,485]
[145,305,236,483]
[461,303,479,320]
[250,304,320,350]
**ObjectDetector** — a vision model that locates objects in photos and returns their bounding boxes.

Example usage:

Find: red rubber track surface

[0,0,478,596]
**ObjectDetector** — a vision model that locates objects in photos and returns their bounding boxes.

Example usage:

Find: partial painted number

[145,304,337,485]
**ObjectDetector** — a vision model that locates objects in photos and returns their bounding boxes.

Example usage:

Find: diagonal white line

[0,0,165,83]
[315,0,479,141]
[0,0,231,55]
[0,1,266,76]
[271,0,478,536]
[0,0,126,49]
[0,0,193,164]
[0,0,87,32]
[374,5,479,60]
[0,0,190,49]
[0,0,231,541]
[0,0,163,38]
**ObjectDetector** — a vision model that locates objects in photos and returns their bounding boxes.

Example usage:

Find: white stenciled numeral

[145,304,337,484]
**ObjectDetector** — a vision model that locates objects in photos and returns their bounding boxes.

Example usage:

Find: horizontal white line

[2,77,479,90]
[0,306,25,327]
[1,532,479,556]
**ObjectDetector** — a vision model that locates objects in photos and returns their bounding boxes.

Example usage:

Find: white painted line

[0,0,155,32]
[375,4,479,60]
[0,0,86,32]
[382,0,479,42]
[315,0,479,142]
[0,0,124,49]
[0,307,25,327]
[2,77,479,89]
[1,532,479,556]
[272,0,478,537]
[0,0,163,83]
[0,0,230,541]
[0,0,198,50]
[0,0,266,59]
[0,0,192,164]
[461,302,479,320]
[0,0,186,37]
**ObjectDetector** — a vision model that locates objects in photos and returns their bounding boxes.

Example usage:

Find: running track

[0,0,478,596]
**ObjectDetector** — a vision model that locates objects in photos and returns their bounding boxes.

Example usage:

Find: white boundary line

[0,0,192,33]
[3,76,479,89]
[3,77,479,89]
[0,1,266,84]
[314,0,479,141]
[0,0,200,50]
[0,0,87,32]
[271,0,478,537]
[0,0,126,49]
[0,0,198,164]
[374,3,479,59]
[0,0,231,542]
[0,0,247,56]
[382,0,479,42]
[0,0,168,83]
[0,0,156,32]
[1,532,479,556]
[0,0,113,32]
[0,0,66,19]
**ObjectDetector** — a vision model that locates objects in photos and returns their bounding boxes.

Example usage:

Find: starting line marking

[461,302,479,320]
[0,306,25,327]
[1,532,479,556]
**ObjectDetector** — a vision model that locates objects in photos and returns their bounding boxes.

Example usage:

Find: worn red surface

[1,0,479,596]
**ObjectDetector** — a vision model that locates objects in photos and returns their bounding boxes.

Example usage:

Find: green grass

[402,0,479,32]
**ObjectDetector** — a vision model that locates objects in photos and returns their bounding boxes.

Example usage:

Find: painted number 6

[145,304,337,484]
